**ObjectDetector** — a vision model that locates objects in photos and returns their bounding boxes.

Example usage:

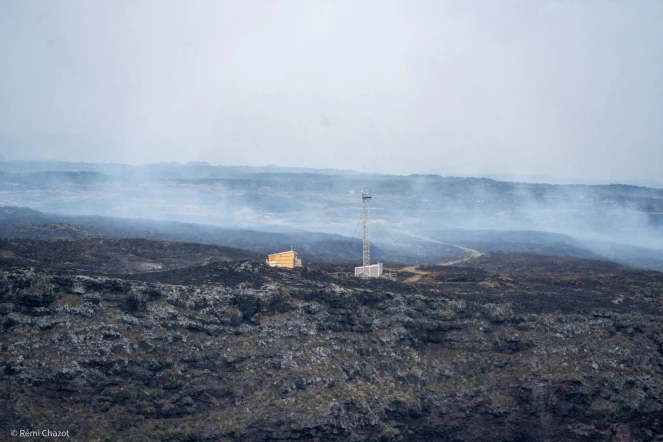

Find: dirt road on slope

[399,232,484,282]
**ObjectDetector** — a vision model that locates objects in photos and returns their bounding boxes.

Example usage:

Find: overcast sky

[1,0,662,181]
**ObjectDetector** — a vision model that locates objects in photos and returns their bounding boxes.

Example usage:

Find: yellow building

[266,250,302,268]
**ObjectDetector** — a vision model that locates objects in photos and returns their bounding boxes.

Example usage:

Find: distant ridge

[0,206,396,263]
[3,160,662,187]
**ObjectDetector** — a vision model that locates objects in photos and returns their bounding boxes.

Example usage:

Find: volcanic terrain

[1,236,662,441]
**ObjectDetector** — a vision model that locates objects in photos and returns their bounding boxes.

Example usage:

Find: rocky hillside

[0,238,261,274]
[0,207,464,265]
[1,255,662,441]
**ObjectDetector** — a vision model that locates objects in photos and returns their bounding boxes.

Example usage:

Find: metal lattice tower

[362,188,372,268]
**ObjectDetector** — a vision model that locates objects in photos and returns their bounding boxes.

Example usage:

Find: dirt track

[399,232,484,281]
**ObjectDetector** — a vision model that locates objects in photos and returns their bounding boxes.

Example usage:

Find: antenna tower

[362,188,372,268]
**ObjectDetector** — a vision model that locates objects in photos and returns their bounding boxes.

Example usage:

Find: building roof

[269,250,297,256]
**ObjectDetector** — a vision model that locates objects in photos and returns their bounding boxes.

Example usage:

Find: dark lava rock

[0,267,662,441]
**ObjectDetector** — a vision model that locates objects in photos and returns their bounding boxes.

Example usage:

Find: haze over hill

[2,162,663,271]
[1,161,662,269]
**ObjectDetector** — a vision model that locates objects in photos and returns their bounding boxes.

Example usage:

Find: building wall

[354,263,383,278]
[267,251,298,268]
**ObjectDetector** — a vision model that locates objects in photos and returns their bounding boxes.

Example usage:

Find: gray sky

[1,0,662,181]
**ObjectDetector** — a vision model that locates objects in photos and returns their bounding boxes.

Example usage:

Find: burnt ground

[1,237,659,317]
[0,237,261,274]
[14,239,654,317]
[448,252,625,276]
[1,237,663,441]
[389,254,662,315]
